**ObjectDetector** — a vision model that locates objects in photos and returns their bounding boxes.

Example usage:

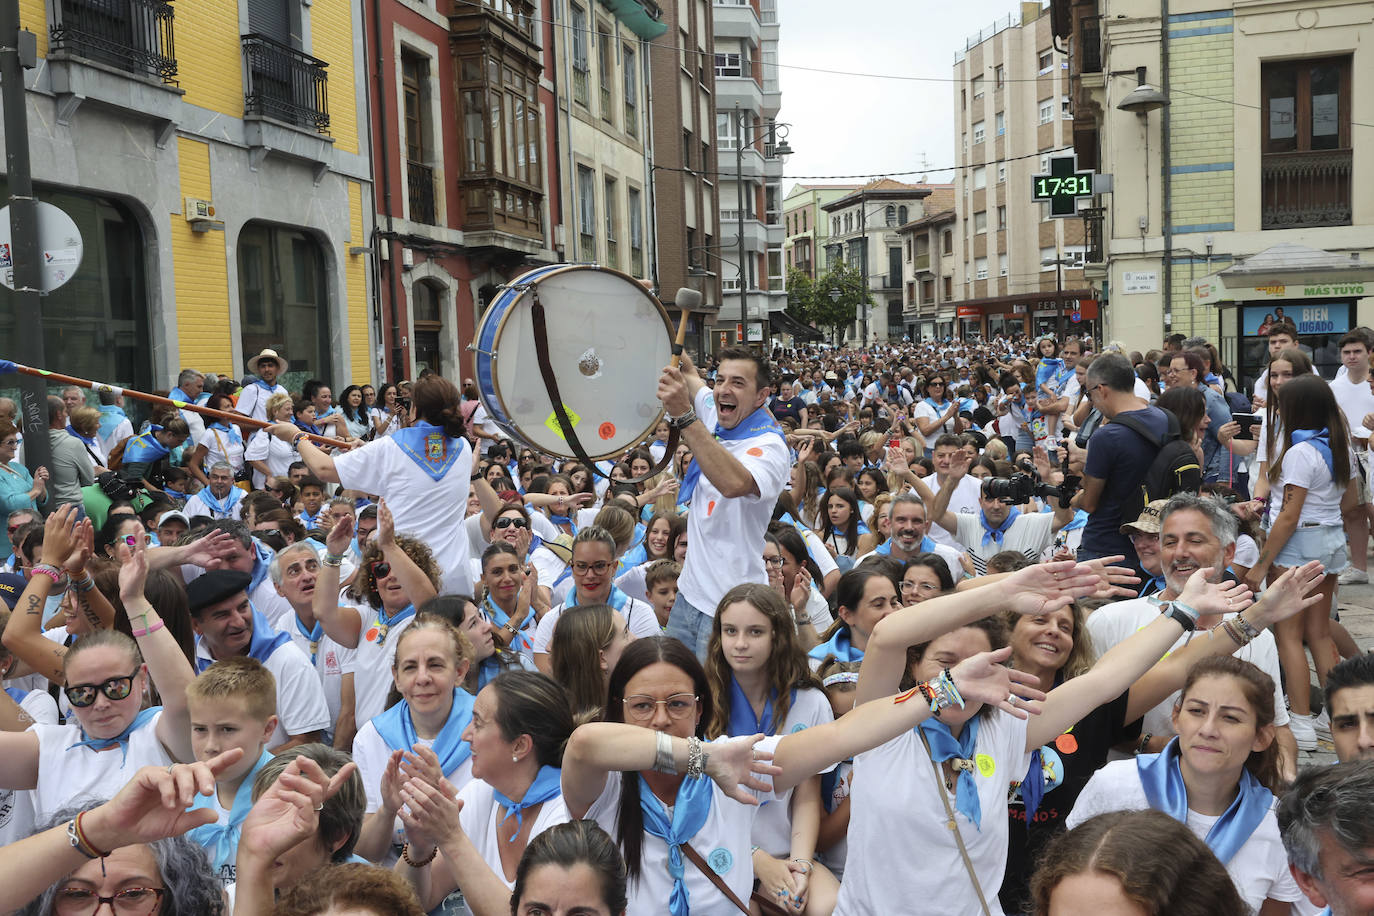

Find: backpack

[1111,408,1202,525]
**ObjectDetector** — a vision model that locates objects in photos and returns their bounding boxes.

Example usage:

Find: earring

[511,755,519,763]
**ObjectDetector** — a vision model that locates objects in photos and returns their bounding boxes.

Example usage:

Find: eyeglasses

[762,555,785,568]
[901,579,942,595]
[254,528,281,538]
[369,561,392,580]
[63,669,140,708]
[622,693,698,722]
[54,886,165,916]
[493,516,529,530]
[572,560,614,575]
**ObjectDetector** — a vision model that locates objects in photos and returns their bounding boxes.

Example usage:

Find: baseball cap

[1119,499,1169,537]
[156,510,190,528]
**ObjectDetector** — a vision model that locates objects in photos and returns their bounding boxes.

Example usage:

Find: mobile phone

[887,437,901,450]
[1233,412,1260,440]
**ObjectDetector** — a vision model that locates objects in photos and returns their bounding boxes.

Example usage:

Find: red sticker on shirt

[364,627,379,643]
[1055,733,1079,755]
[747,447,763,457]
[707,500,716,516]
[599,422,616,440]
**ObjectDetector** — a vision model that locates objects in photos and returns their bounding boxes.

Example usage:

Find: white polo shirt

[954,511,1056,575]
[928,475,982,550]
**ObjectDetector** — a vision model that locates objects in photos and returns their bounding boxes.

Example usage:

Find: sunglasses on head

[64,670,139,708]
[369,560,392,580]
[493,516,529,530]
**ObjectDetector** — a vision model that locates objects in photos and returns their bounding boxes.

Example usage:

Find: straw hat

[1119,499,1169,537]
[246,348,286,375]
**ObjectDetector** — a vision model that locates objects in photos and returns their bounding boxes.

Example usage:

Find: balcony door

[1261,56,1351,229]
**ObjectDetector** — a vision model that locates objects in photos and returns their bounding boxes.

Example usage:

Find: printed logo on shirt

[364,627,381,643]
[975,754,995,778]
[707,847,734,875]
[791,723,808,733]
[0,790,13,828]
[324,650,341,675]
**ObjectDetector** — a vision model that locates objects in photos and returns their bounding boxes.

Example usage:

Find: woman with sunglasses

[0,513,197,834]
[913,376,958,455]
[0,419,46,516]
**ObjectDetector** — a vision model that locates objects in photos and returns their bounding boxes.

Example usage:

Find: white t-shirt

[235,382,288,423]
[243,429,297,490]
[0,690,60,847]
[195,640,332,750]
[1234,533,1260,569]
[197,426,246,472]
[955,511,1056,575]
[532,595,660,656]
[334,435,473,594]
[30,712,172,828]
[852,540,964,584]
[746,688,835,857]
[352,718,474,848]
[1066,760,1312,914]
[284,617,355,742]
[1329,374,1374,443]
[1268,440,1345,527]
[183,490,245,521]
[344,612,418,727]
[913,399,955,438]
[929,475,982,551]
[834,712,1031,916]
[455,778,571,887]
[817,759,852,882]
[97,416,135,458]
[678,389,789,616]
[1084,597,1290,740]
[1133,376,1154,401]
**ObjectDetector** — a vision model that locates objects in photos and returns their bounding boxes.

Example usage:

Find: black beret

[186,569,252,615]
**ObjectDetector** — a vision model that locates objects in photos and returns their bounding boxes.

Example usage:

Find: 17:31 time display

[1034,175,1093,198]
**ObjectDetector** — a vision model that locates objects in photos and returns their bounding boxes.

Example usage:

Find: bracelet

[131,620,165,639]
[685,735,705,780]
[666,408,699,430]
[1215,619,1246,647]
[926,668,966,719]
[31,564,67,588]
[293,432,309,447]
[70,811,110,860]
[1233,614,1262,642]
[653,730,678,776]
[400,842,437,868]
[1136,732,1155,755]
[791,858,813,875]
[322,552,345,568]
[72,574,96,593]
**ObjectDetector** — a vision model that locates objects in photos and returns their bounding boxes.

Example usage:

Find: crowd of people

[0,325,1371,916]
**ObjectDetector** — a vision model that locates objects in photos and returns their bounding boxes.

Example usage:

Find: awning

[769,309,824,342]
[598,0,667,40]
[1192,243,1371,306]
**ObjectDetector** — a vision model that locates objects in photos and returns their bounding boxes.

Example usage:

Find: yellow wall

[310,2,358,154]
[172,1,242,118]
[346,180,369,379]
[19,0,45,56]
[172,138,233,372]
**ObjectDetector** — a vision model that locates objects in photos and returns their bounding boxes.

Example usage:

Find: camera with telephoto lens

[984,458,1081,510]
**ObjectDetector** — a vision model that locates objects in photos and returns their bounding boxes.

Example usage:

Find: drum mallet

[670,288,703,369]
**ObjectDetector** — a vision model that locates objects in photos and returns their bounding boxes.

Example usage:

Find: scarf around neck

[979,507,1020,546]
[392,422,468,482]
[67,706,160,765]
[1289,428,1334,477]
[1137,737,1273,864]
[727,676,794,737]
[492,764,562,841]
[918,716,984,829]
[677,400,784,505]
[638,772,714,916]
[371,688,475,777]
[187,749,274,875]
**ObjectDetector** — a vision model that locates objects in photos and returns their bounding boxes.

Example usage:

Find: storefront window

[1235,301,1351,391]
[237,222,331,390]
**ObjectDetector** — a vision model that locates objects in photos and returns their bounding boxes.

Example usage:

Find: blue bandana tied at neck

[638,772,715,916]
[187,749,274,876]
[727,676,794,737]
[677,400,784,505]
[3,687,25,705]
[168,387,194,406]
[1140,574,1167,597]
[392,422,468,482]
[196,609,292,673]
[807,627,862,663]
[979,508,1020,546]
[567,584,629,612]
[248,540,275,595]
[371,688,475,777]
[66,425,98,450]
[918,716,984,829]
[121,431,170,465]
[368,603,417,648]
[483,595,530,654]
[295,615,324,665]
[492,765,563,841]
[199,486,244,519]
[873,535,937,556]
[67,706,161,765]
[1137,737,1273,864]
[1290,428,1334,477]
[253,378,279,394]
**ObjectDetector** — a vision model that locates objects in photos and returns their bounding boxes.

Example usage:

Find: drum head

[487,266,672,460]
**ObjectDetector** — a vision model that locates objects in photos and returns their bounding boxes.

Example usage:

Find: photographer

[913,447,1076,575]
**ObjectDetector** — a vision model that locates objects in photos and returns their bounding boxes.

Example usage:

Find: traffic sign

[1032,155,1095,218]
[1070,311,1082,323]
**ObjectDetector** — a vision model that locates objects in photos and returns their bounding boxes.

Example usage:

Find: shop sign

[956,305,981,318]
[1242,304,1349,336]
[1122,271,1158,294]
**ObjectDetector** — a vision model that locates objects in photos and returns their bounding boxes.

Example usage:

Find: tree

[785,267,816,324]
[813,261,870,340]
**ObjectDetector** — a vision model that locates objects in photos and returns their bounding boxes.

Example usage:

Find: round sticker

[707,847,734,875]
[364,627,379,643]
[976,754,996,778]
[746,447,764,457]
[1055,733,1079,755]
[598,422,616,440]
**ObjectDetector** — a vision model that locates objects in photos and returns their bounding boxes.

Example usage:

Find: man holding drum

[657,347,790,658]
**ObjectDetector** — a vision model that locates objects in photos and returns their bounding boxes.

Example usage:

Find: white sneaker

[1289,713,1318,751]
[1314,708,1331,735]
[1339,567,1369,585]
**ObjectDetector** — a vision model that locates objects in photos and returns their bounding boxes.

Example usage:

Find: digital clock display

[1033,175,1093,198]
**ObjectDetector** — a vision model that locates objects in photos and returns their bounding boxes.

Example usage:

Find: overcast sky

[776,0,1042,188]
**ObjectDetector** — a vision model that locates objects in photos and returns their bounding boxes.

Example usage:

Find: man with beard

[852,492,963,583]
[1084,492,1299,775]
[184,462,246,521]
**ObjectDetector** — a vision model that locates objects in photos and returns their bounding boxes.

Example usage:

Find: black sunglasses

[64,669,139,708]
[494,516,530,530]
[255,528,282,538]
[369,560,392,580]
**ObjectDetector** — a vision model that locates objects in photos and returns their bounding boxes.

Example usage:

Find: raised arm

[1,507,85,684]
[268,422,340,484]
[315,517,365,648]
[60,518,115,633]
[375,499,438,610]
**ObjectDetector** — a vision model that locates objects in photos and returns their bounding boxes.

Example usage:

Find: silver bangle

[685,736,705,780]
[653,730,677,775]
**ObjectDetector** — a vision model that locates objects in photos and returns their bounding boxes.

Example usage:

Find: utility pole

[735,104,749,350]
[0,0,50,476]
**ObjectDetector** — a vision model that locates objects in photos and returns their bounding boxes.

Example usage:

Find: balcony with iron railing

[243,33,329,132]
[407,162,436,225]
[1081,205,1105,264]
[578,233,596,262]
[572,66,589,107]
[49,0,178,83]
[606,238,619,270]
[1262,149,1352,230]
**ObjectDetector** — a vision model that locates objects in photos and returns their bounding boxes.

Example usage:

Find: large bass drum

[473,264,673,461]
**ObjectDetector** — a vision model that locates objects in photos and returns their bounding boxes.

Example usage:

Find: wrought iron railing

[407,162,436,225]
[1081,205,1105,264]
[242,33,330,132]
[1262,149,1352,229]
[49,0,178,84]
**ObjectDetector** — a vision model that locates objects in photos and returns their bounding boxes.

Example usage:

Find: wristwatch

[1157,600,1199,631]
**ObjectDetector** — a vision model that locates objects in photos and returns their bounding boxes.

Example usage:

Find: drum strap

[530,290,680,484]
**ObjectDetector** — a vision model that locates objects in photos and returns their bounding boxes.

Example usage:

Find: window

[997,163,1007,183]
[402,52,429,164]
[999,253,1008,277]
[628,186,643,277]
[885,205,897,227]
[905,238,912,261]
[571,4,589,107]
[411,280,444,376]
[1038,100,1053,125]
[832,216,840,235]
[597,25,613,122]
[942,229,952,255]
[961,88,966,110]
[943,275,952,300]
[623,45,637,136]
[714,41,744,78]
[1064,246,1087,268]
[682,129,692,170]
[1062,95,1072,119]
[604,176,619,268]
[971,75,984,99]
[975,257,988,280]
[1261,55,1352,228]
[768,247,784,291]
[972,120,985,144]
[845,213,852,233]
[972,165,986,190]
[1039,154,1051,172]
[802,210,808,232]
[962,132,967,154]
[995,111,1005,136]
[238,222,330,384]
[973,210,987,233]
[994,64,1005,88]
[1039,246,1056,270]
[1038,50,1053,74]
[898,205,908,224]
[577,165,595,261]
[716,111,738,150]
[997,205,1006,229]
[887,247,901,287]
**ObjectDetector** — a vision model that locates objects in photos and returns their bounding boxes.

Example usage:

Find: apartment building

[783,184,863,281]
[897,187,958,341]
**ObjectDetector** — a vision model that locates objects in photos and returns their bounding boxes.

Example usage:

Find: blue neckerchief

[368,603,417,648]
[677,400,785,504]
[299,508,323,529]
[122,431,170,465]
[66,425,98,449]
[206,422,244,447]
[872,535,936,556]
[252,379,279,394]
[727,677,794,737]
[187,749,273,876]
[483,595,530,655]
[476,655,503,690]
[619,543,649,570]
[1062,509,1088,531]
[293,419,322,436]
[249,540,274,594]
[567,585,629,612]
[198,486,244,518]
[196,609,291,672]
[1289,428,1334,477]
[295,615,323,665]
[169,387,194,405]
[548,514,574,528]
[491,765,562,842]
[66,706,160,764]
[4,686,26,704]
[163,487,185,501]
[96,404,128,442]
[1205,372,1221,386]
[807,627,862,662]
[1137,737,1273,864]
[638,772,714,916]
[918,716,983,829]
[371,688,475,777]
[1140,574,1167,597]
[392,423,468,483]
[923,397,951,415]
[979,508,1020,546]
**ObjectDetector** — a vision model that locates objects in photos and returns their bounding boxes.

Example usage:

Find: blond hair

[186,656,278,722]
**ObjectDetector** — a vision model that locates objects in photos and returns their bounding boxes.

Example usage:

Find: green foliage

[812,261,870,333]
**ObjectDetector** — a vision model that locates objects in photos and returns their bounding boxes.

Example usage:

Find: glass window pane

[1311,62,1340,149]
[1265,67,1297,151]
